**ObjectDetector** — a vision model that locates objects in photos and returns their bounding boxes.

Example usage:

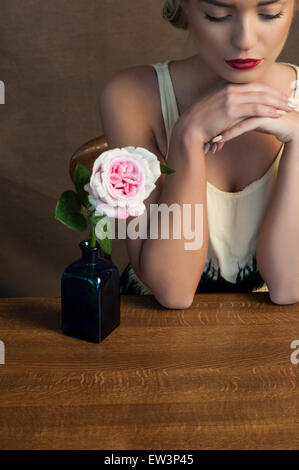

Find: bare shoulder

[103,64,158,100]
[101,65,167,157]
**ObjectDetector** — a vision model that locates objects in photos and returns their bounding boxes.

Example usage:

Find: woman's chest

[204,133,282,193]
[149,66,283,193]
[155,113,282,193]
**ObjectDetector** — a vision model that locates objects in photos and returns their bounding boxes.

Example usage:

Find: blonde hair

[162,0,188,30]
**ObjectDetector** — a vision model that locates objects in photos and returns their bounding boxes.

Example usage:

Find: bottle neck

[79,240,104,264]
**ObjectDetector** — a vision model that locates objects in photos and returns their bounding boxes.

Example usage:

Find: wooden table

[0,294,298,450]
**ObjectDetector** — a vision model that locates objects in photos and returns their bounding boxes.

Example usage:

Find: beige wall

[0,0,298,297]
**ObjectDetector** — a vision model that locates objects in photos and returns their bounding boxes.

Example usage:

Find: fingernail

[277,110,287,115]
[211,135,223,143]
[212,143,218,154]
[204,143,211,154]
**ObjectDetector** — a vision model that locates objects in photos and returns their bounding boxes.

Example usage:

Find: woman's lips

[225,59,263,70]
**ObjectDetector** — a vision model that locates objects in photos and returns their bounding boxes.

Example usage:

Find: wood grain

[0,294,298,450]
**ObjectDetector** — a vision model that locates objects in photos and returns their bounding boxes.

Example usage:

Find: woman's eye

[204,13,231,22]
[260,12,284,20]
[204,11,284,22]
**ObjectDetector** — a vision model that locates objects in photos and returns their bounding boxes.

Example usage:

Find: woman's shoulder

[116,64,162,110]
[281,61,299,69]
[277,61,299,95]
[113,64,168,152]
[103,64,162,119]
[102,64,168,157]
[107,64,159,99]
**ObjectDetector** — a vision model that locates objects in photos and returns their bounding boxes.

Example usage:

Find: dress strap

[279,62,299,109]
[151,61,179,159]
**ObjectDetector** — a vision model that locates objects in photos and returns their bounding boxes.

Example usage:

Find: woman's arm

[101,69,290,308]
[256,138,299,305]
[100,70,208,309]
[139,125,209,309]
[212,106,299,305]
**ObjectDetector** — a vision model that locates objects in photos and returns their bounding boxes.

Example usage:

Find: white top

[151,60,299,284]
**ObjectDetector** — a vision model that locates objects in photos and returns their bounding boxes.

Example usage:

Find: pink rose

[84,146,161,219]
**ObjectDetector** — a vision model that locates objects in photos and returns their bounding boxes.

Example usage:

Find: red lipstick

[226,59,262,70]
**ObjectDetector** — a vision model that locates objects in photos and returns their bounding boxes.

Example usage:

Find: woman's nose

[231,15,257,53]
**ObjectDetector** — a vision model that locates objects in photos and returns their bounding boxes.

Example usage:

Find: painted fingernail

[212,143,218,154]
[277,110,287,115]
[211,135,223,143]
[204,143,211,154]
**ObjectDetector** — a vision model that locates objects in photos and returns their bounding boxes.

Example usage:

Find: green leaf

[88,212,113,255]
[74,162,92,206]
[160,163,176,174]
[97,236,112,256]
[55,190,88,231]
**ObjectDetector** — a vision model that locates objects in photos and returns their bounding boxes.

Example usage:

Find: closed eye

[204,12,284,22]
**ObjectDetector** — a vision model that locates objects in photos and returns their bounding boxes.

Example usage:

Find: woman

[101,0,299,307]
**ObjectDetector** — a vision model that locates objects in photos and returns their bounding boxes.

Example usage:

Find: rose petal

[87,146,161,219]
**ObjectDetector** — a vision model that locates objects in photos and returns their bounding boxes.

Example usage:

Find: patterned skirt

[120,255,266,295]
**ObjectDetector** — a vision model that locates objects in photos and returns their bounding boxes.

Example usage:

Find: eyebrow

[199,0,281,7]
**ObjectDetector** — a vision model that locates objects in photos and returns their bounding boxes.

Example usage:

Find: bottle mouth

[79,239,100,250]
[79,240,106,260]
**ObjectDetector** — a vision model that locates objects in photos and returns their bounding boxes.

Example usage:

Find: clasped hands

[204,95,299,153]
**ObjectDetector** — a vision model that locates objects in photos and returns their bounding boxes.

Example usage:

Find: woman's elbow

[154,289,194,310]
[139,268,195,309]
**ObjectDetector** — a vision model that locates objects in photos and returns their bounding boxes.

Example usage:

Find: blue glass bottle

[61,239,120,343]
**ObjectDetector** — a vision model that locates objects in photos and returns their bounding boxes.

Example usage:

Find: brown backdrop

[0,0,298,297]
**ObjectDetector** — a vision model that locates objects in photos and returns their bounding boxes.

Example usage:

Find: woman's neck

[186,54,296,100]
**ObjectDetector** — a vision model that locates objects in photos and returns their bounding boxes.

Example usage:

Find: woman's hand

[179,80,293,150]
[210,99,299,150]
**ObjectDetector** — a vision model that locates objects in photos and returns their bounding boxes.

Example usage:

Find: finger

[231,82,289,101]
[232,91,292,113]
[234,103,288,121]
[204,143,211,154]
[220,117,270,143]
[211,143,218,154]
[216,141,225,152]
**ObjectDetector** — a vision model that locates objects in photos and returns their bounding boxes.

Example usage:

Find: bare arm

[100,69,208,309]
[256,137,299,304]
[139,125,208,309]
